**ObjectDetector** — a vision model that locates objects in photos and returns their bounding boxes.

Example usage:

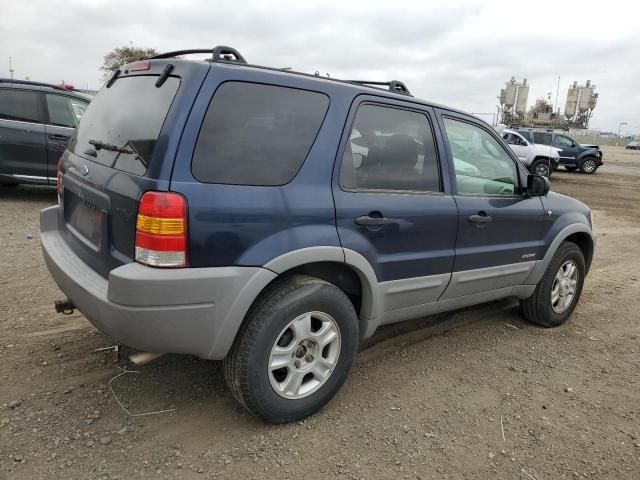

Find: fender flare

[524,223,595,285]
[263,246,381,336]
[576,149,599,162]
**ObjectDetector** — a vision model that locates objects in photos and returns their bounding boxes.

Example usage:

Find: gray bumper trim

[40,206,276,359]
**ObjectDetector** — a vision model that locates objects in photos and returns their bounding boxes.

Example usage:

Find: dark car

[40,46,595,423]
[0,79,92,186]
[516,129,603,174]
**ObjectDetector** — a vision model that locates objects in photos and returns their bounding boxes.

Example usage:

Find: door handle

[467,213,493,224]
[355,214,390,227]
[48,134,70,141]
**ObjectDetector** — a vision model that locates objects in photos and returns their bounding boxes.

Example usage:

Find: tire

[565,165,578,171]
[520,242,585,327]
[224,275,359,423]
[530,159,551,177]
[579,157,598,174]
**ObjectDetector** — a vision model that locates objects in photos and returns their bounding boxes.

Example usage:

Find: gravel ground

[1,146,639,479]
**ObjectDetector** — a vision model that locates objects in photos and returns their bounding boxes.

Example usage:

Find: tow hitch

[54,299,75,315]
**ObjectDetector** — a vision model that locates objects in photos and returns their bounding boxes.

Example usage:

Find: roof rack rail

[149,46,247,64]
[345,80,412,96]
[0,78,78,92]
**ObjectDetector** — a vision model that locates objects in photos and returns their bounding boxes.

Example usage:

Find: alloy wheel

[551,260,579,313]
[268,311,341,399]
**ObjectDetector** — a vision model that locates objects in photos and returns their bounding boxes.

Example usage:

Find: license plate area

[64,192,103,251]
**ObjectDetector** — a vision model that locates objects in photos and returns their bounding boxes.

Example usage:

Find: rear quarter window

[191,82,329,186]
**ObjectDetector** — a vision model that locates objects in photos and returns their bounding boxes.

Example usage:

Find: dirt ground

[1,146,639,480]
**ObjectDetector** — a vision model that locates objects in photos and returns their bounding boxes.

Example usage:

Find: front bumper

[40,206,276,359]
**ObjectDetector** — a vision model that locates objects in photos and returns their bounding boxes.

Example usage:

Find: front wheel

[224,275,359,423]
[579,157,598,174]
[531,159,551,177]
[520,242,585,327]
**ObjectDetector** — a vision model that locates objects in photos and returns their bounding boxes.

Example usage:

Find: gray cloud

[1,0,637,132]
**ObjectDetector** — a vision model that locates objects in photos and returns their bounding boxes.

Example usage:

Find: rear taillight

[135,191,188,267]
[56,159,62,203]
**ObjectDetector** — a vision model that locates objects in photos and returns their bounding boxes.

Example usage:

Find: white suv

[500,129,560,177]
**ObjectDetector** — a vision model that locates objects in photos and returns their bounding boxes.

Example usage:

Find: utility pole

[618,122,627,138]
[617,122,627,146]
[9,56,14,80]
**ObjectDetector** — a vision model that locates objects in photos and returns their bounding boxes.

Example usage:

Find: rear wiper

[88,139,134,154]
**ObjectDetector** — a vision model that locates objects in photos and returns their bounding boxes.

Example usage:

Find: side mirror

[527,174,550,196]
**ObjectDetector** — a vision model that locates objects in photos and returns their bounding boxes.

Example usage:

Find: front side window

[443,118,519,196]
[503,132,527,146]
[46,94,87,128]
[533,132,552,145]
[192,82,329,186]
[340,104,441,192]
[0,89,39,123]
[554,135,574,147]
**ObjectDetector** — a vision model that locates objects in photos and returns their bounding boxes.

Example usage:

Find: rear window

[68,76,179,176]
[192,82,329,186]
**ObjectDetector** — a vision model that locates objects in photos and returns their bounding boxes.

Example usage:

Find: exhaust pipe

[54,299,75,315]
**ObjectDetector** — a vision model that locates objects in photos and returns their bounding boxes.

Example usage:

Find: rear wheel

[531,159,551,177]
[579,157,598,174]
[224,275,359,423]
[520,242,585,327]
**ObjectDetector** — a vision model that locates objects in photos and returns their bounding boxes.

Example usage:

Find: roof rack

[0,78,79,92]
[147,46,412,96]
[149,46,247,64]
[345,80,412,96]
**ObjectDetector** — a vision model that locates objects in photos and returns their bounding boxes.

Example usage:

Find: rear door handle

[467,213,493,224]
[48,134,70,141]
[355,214,390,227]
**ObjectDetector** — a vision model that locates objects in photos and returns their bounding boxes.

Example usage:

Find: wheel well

[533,156,551,161]
[283,262,363,315]
[565,232,594,273]
[239,260,373,346]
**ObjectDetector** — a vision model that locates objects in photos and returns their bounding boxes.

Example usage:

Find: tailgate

[56,62,208,277]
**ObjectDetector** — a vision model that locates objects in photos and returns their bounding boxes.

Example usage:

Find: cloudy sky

[1,0,638,134]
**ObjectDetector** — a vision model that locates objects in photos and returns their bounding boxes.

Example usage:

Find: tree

[99,45,159,81]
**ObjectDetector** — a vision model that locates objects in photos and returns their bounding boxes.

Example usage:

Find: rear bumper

[40,206,276,359]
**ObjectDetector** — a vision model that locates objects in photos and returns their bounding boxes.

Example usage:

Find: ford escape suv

[41,46,595,423]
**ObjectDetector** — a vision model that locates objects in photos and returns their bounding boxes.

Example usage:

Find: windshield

[68,76,180,176]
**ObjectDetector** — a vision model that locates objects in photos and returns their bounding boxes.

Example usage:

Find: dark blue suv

[40,46,595,423]
[0,79,91,186]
